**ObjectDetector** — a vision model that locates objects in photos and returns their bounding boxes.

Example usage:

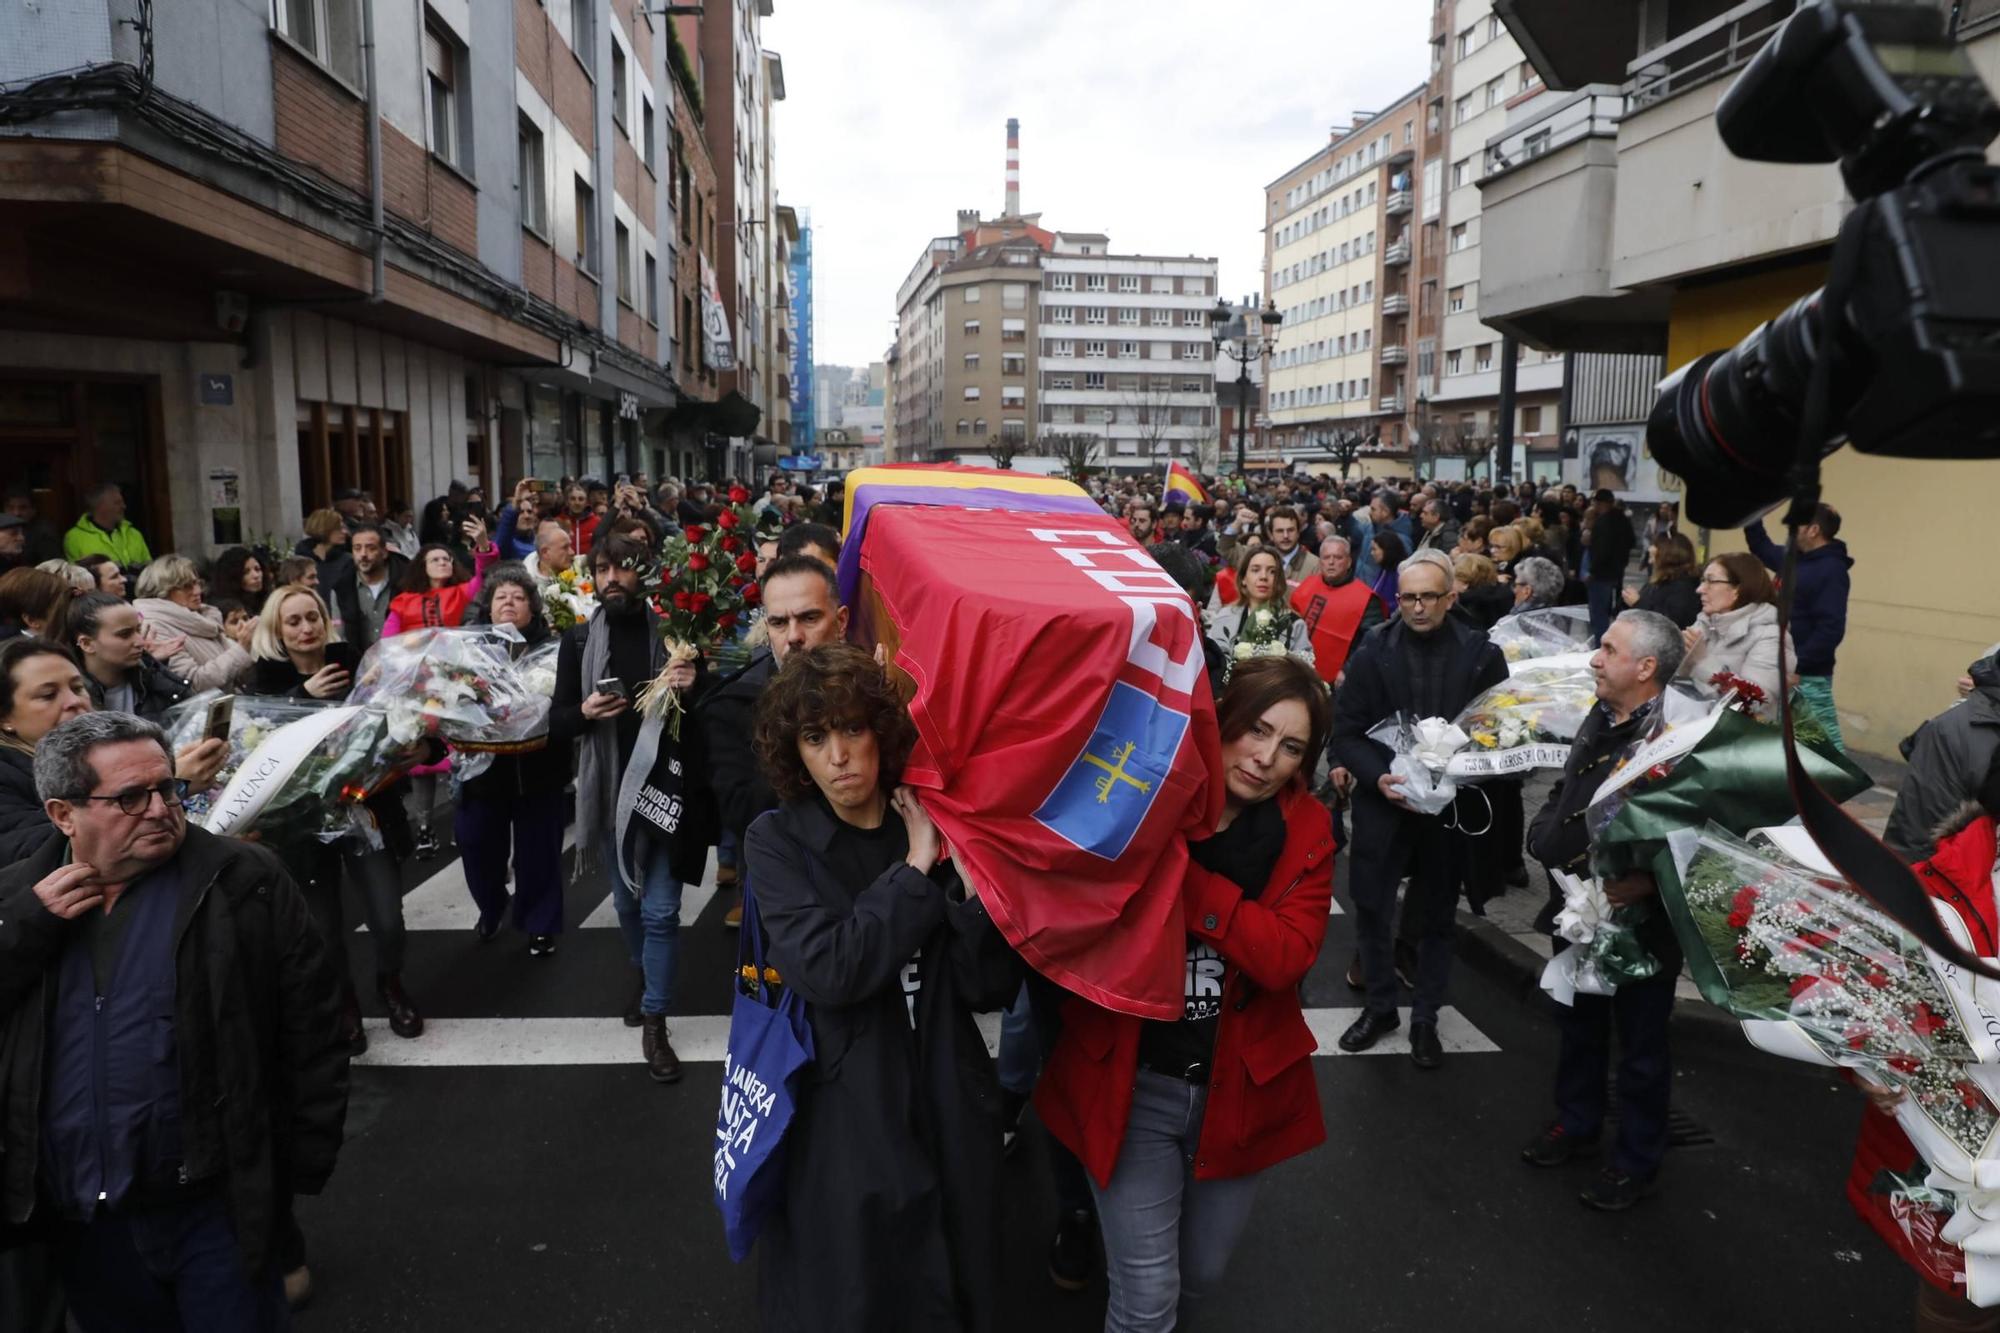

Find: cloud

[766,0,1432,366]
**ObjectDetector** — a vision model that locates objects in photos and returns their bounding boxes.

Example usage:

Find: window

[1150,309,1172,326]
[644,252,658,322]
[611,39,628,130]
[1447,285,1466,313]
[1446,348,1463,375]
[1084,307,1107,325]
[1084,371,1106,389]
[1486,77,1505,110]
[1475,343,1494,372]
[1456,26,1474,59]
[1422,158,1442,220]
[1452,158,1470,189]
[424,19,465,169]
[1001,283,1027,310]
[1151,277,1174,294]
[1181,343,1204,361]
[1002,353,1025,375]
[1085,274,1107,291]
[963,319,980,336]
[1522,405,1543,434]
[963,352,980,370]
[614,220,633,304]
[640,94,656,170]
[1454,95,1472,125]
[1449,223,1469,252]
[1118,275,1140,292]
[569,0,594,65]
[1488,13,1503,39]
[956,418,972,436]
[1049,273,1074,291]
[974,418,987,434]
[1002,387,1026,407]
[573,176,596,272]
[1001,420,1027,442]
[963,285,981,304]
[274,0,363,86]
[1049,375,1074,390]
[1002,318,1026,342]
[963,386,981,401]
[1118,341,1139,358]
[1084,341,1107,359]
[1052,339,1074,357]
[1117,308,1139,326]
[1181,309,1206,327]
[1050,306,1074,325]
[518,115,547,235]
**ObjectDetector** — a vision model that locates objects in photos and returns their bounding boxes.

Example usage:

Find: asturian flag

[852,494,1224,1021]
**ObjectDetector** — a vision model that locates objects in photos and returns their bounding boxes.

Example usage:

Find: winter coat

[1744,522,1852,676]
[1677,601,1793,717]
[82,654,192,727]
[1585,506,1636,583]
[743,797,1022,1333]
[132,598,254,694]
[62,515,151,568]
[1847,809,1999,1297]
[0,744,56,865]
[1633,576,1701,630]
[327,553,411,653]
[698,650,778,847]
[0,826,349,1276]
[1454,582,1515,633]
[492,506,539,562]
[1886,653,2000,861]
[1413,519,1460,554]
[1206,602,1314,665]
[380,544,499,637]
[1037,782,1334,1186]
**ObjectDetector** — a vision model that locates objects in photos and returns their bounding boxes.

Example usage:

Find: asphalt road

[290,823,1916,1332]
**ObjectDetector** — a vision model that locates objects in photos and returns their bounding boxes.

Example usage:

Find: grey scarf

[573,600,662,889]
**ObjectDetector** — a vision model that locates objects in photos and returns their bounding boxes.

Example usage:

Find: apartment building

[937,238,1042,459]
[1039,244,1220,469]
[1263,89,1425,469]
[1479,0,2000,754]
[0,0,722,548]
[1429,0,1564,477]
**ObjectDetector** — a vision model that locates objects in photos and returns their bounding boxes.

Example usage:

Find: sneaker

[1520,1121,1599,1168]
[1580,1167,1655,1212]
[725,901,744,929]
[528,934,557,957]
[413,827,439,861]
[1048,1207,1098,1292]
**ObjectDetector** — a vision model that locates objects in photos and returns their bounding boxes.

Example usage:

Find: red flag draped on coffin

[858,506,1224,1020]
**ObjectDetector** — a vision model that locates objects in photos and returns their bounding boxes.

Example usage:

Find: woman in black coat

[743,643,1021,1333]
[1622,531,1702,630]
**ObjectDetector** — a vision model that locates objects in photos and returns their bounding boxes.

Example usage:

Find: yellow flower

[559,568,577,585]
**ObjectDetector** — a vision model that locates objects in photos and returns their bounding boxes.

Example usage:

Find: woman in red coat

[1847,772,2000,1332]
[1036,655,1335,1333]
[381,523,498,636]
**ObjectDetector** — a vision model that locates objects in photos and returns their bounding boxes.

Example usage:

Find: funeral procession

[3,0,2000,1329]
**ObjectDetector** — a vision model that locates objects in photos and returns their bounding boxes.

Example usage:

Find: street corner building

[0,0,793,551]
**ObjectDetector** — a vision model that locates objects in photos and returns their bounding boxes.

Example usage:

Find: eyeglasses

[1398,591,1447,607]
[1699,576,1736,587]
[71,779,188,817]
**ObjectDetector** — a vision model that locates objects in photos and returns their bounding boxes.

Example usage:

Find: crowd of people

[1,457,1991,1333]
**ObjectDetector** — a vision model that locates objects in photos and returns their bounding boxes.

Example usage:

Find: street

[291,825,1912,1332]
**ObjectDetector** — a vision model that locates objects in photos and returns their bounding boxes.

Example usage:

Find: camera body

[1646,0,2000,528]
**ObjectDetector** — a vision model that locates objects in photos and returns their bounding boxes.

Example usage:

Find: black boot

[1048,1207,1098,1292]
[641,1014,682,1084]
[377,974,423,1039]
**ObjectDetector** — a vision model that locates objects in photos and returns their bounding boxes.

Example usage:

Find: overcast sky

[764,1,1434,369]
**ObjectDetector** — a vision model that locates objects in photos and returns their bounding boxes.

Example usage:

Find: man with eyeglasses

[0,712,347,1329]
[1330,548,1507,1068]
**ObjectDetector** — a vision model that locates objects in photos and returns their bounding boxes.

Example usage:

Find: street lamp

[1209,298,1282,480]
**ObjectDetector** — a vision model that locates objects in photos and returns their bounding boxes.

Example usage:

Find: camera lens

[1646,291,1851,528]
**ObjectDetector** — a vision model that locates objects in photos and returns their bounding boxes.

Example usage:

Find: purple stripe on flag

[836,486,1106,605]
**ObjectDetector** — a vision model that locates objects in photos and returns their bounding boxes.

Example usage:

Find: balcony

[1383,238,1411,267]
[1381,292,1411,318]
[1384,189,1413,217]
[1379,344,1408,366]
[1378,393,1406,414]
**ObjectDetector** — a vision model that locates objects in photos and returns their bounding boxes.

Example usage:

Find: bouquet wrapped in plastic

[1490,605,1593,662]
[347,627,552,753]
[164,691,344,821]
[200,705,399,846]
[1652,823,2000,1303]
[1539,869,1661,1004]
[537,558,598,632]
[1446,660,1597,780]
[1365,714,1469,816]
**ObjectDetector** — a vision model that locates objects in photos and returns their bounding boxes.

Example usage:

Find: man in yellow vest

[62,482,153,572]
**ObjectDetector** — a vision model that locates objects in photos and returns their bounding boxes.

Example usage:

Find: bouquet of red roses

[655,485,763,656]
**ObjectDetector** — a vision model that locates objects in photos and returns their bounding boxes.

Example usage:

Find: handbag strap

[735,872,784,1008]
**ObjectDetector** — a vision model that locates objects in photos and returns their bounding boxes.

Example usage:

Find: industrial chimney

[1005,118,1020,217]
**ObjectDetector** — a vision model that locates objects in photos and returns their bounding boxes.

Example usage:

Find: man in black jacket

[1582,490,1636,642]
[700,554,848,929]
[327,523,409,652]
[1521,610,1684,1212]
[1330,549,1507,1067]
[0,712,348,1326]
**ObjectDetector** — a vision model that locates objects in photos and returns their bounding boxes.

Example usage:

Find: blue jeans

[1091,1070,1264,1333]
[57,1195,288,1332]
[1555,964,1677,1178]
[1587,578,1620,643]
[600,833,684,1016]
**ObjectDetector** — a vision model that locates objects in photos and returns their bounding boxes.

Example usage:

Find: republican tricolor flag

[1163,460,1207,506]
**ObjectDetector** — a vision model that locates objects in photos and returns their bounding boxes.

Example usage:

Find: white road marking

[580,848,721,929]
[355,1006,1501,1067]
[365,831,577,933]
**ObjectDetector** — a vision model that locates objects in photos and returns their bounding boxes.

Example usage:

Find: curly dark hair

[753,643,917,804]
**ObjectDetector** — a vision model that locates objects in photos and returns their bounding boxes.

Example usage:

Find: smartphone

[204,695,235,742]
[528,478,547,493]
[593,677,628,700]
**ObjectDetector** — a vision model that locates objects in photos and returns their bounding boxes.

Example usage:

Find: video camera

[1646,0,2000,529]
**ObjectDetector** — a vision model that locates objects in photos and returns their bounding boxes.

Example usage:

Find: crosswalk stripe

[579,848,722,929]
[353,1006,1500,1067]
[367,836,725,934]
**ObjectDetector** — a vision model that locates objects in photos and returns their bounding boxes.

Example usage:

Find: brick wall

[381,126,477,258]
[553,43,595,152]
[516,0,553,104]
[615,139,644,229]
[523,232,555,303]
[272,42,367,194]
[619,307,644,352]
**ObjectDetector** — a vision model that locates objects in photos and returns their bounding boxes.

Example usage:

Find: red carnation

[673,591,693,611]
[687,552,710,573]
[721,534,742,553]
[1889,1055,1921,1075]
[1913,1004,1947,1038]
[1788,976,1818,999]
[1727,906,1752,930]
[718,509,740,530]
[736,552,757,574]
[685,525,707,544]
[1844,1022,1871,1050]
[718,612,738,631]
[1864,970,1891,990]
[1961,1081,1986,1110]
[690,591,712,613]
[743,583,761,605]
[729,486,750,504]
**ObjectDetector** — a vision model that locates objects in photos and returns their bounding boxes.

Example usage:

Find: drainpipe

[362,0,386,302]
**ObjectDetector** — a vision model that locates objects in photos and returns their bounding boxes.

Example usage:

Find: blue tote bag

[712,882,815,1262]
